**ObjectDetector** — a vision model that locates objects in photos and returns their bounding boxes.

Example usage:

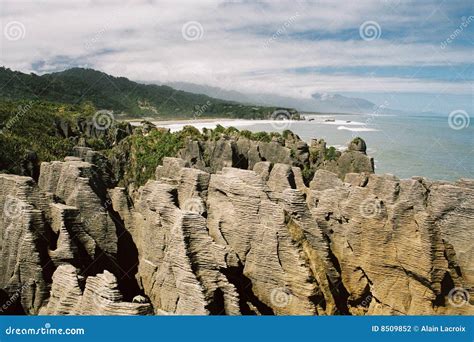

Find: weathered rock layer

[1,152,472,315]
[177,133,374,181]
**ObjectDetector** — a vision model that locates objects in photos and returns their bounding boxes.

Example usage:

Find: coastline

[126,117,241,126]
[123,114,473,182]
[123,112,360,126]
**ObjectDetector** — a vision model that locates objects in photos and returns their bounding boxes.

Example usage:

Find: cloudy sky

[0,0,472,113]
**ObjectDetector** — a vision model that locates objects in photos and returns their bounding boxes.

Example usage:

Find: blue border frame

[0,315,473,342]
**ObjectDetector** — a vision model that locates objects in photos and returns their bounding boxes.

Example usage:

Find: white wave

[367,148,377,154]
[150,119,297,132]
[319,119,366,126]
[332,144,347,151]
[337,126,379,132]
[361,113,397,117]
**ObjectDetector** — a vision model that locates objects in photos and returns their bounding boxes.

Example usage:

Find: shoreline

[126,118,241,126]
[122,112,365,126]
[123,112,400,126]
[125,115,357,127]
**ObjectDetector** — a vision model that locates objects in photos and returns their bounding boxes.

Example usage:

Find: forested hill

[0,67,282,118]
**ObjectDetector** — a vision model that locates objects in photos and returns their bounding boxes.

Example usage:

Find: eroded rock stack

[0,174,52,314]
[0,159,143,315]
[1,148,472,315]
[309,171,474,315]
[178,134,374,181]
[39,264,152,315]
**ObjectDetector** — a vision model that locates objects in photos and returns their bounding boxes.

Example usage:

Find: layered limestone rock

[1,150,473,316]
[0,174,52,314]
[38,159,118,258]
[178,136,374,181]
[130,180,240,315]
[0,160,143,315]
[308,171,474,315]
[39,264,84,315]
[48,203,97,268]
[40,264,152,315]
[153,160,471,315]
[206,166,339,315]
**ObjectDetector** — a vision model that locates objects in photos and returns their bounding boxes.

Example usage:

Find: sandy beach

[127,118,240,126]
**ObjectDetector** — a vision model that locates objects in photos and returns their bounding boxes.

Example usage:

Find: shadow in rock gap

[222,265,274,315]
[0,289,26,315]
[109,205,141,301]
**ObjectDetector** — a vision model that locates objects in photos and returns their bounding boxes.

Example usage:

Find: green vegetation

[0,66,300,181]
[301,166,315,185]
[110,124,292,186]
[120,129,185,185]
[251,131,272,143]
[0,96,317,189]
[324,146,338,161]
[282,129,293,139]
[0,100,93,174]
[0,67,288,119]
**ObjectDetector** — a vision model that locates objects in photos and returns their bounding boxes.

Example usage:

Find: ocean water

[154,113,474,181]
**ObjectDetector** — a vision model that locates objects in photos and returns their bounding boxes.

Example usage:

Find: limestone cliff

[0,145,472,315]
[177,132,374,182]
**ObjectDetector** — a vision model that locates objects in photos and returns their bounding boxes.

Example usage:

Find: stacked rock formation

[0,158,143,315]
[177,133,374,180]
[1,144,473,315]
[0,174,52,314]
[40,264,152,315]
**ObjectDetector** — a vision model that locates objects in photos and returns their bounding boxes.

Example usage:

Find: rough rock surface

[38,159,118,260]
[178,136,374,182]
[1,151,472,315]
[40,264,152,315]
[130,178,240,315]
[0,174,52,314]
[0,160,142,315]
[309,172,474,315]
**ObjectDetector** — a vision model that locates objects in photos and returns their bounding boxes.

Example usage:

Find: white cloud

[0,0,471,98]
